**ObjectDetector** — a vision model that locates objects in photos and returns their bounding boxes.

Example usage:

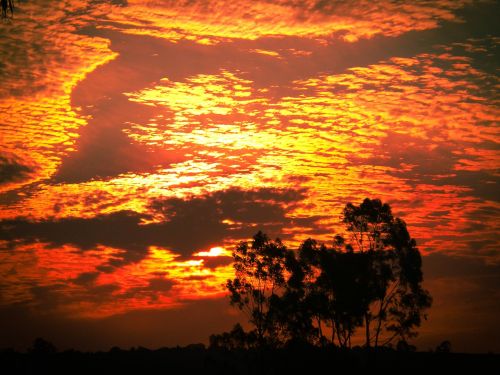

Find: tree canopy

[217,198,432,350]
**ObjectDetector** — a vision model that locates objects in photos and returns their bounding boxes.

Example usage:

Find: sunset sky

[0,0,499,353]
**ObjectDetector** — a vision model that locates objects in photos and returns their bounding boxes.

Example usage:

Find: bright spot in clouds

[195,247,228,257]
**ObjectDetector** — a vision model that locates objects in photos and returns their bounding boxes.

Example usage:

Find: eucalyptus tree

[342,198,432,348]
[226,231,288,346]
[223,198,432,350]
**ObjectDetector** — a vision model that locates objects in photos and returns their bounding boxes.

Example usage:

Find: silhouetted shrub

[435,340,452,353]
[28,337,57,354]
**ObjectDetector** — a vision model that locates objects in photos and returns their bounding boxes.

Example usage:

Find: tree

[290,235,374,349]
[273,241,321,346]
[435,340,451,353]
[28,337,57,354]
[222,198,432,350]
[209,323,257,350]
[226,231,288,347]
[1,0,14,18]
[341,198,432,348]
[323,247,372,348]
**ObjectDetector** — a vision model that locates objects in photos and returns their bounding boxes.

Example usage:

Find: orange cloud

[101,0,472,43]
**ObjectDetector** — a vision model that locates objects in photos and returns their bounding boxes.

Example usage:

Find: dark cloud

[0,187,320,264]
[26,278,120,312]
[200,256,233,269]
[72,272,100,286]
[90,0,128,6]
[349,133,499,202]
[423,252,500,280]
[53,97,184,183]
[439,171,499,202]
[88,283,121,301]
[0,210,149,262]
[118,277,175,302]
[0,155,33,185]
[30,284,65,312]
[146,278,175,292]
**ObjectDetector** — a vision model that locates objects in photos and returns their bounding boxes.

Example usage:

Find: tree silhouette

[341,199,432,348]
[226,231,288,347]
[435,340,452,353]
[28,337,57,354]
[224,198,432,350]
[1,0,14,18]
[209,323,257,350]
[271,243,320,346]
[320,244,372,348]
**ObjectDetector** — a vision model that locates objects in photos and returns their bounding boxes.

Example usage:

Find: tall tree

[342,198,432,348]
[222,198,432,350]
[1,0,14,18]
[226,231,288,346]
[275,239,321,346]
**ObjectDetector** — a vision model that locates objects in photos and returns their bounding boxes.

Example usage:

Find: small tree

[435,340,451,353]
[226,231,288,346]
[209,323,257,350]
[29,338,57,354]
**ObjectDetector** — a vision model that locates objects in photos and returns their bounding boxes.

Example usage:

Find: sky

[0,0,499,353]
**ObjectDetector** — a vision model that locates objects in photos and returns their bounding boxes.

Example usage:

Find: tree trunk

[365,313,371,348]
[375,314,383,348]
[317,317,323,343]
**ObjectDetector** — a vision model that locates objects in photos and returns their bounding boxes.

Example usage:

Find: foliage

[226,231,288,346]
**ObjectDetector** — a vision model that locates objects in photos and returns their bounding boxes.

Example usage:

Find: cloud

[0,187,318,263]
[72,271,100,286]
[424,252,500,279]
[1,0,499,352]
[199,256,233,269]
[0,155,33,185]
[4,2,496,187]
[102,0,473,43]
[0,0,117,188]
[118,277,176,301]
[53,97,184,183]
[348,133,500,202]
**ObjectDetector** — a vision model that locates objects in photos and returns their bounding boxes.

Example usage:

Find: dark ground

[1,346,499,374]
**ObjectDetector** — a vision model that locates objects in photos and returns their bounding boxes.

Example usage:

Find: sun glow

[194,247,228,257]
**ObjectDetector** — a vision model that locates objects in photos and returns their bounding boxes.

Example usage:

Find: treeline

[4,341,499,374]
[211,198,432,350]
